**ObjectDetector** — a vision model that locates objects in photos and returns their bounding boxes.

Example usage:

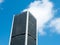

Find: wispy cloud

[50,18,60,34]
[23,0,54,36]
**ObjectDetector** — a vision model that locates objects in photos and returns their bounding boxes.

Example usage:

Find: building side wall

[28,12,36,45]
[10,12,27,45]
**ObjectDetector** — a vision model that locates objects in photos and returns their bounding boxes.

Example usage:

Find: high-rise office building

[9,11,36,45]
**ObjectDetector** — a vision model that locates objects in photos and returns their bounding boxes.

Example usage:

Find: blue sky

[0,0,60,45]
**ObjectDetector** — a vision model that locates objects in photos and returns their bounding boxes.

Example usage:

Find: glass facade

[10,11,36,45]
[11,35,25,45]
[10,12,27,45]
[28,36,36,45]
[12,12,27,37]
[28,12,36,45]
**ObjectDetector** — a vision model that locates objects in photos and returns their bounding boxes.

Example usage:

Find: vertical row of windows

[12,12,27,37]
[27,12,36,45]
[10,12,27,45]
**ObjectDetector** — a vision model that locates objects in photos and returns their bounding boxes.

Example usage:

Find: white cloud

[50,18,60,34]
[0,0,3,3]
[23,0,54,36]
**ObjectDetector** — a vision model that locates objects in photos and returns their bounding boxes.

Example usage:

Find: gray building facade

[9,11,36,45]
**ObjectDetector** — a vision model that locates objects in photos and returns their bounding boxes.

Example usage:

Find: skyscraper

[9,11,36,45]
